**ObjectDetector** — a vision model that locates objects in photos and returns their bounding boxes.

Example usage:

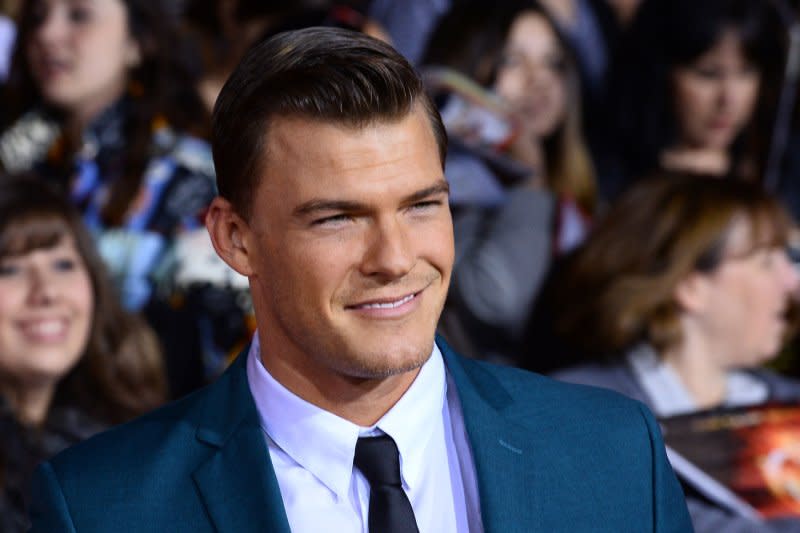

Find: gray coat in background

[554,358,800,533]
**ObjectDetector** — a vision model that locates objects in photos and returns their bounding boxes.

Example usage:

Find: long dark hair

[2,0,209,225]
[0,177,167,424]
[610,0,783,184]
[422,0,597,213]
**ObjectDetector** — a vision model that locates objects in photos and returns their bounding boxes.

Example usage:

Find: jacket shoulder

[46,383,210,477]
[453,354,653,427]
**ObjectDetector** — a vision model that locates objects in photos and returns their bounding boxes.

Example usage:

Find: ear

[205,196,255,277]
[673,272,711,313]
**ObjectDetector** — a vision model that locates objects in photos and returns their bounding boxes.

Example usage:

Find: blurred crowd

[2,0,800,531]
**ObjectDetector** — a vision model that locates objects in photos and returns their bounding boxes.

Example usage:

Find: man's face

[242,107,454,390]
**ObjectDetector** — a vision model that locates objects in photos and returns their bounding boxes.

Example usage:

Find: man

[30,27,691,532]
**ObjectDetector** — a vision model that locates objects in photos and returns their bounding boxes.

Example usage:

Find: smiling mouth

[18,318,69,340]
[347,292,420,310]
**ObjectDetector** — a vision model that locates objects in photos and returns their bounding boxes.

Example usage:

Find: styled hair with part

[212,26,447,218]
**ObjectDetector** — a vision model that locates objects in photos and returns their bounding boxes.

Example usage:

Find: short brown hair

[551,172,794,359]
[211,26,447,218]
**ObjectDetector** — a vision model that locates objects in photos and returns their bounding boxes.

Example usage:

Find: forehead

[29,0,128,21]
[259,109,442,194]
[0,213,71,257]
[507,11,558,51]
[691,29,748,63]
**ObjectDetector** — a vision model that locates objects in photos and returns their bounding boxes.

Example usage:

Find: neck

[660,145,730,176]
[660,331,727,410]
[64,92,123,139]
[1,380,56,427]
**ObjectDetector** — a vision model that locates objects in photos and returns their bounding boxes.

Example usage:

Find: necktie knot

[354,435,403,487]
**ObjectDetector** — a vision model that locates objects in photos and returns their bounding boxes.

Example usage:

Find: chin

[337,335,435,380]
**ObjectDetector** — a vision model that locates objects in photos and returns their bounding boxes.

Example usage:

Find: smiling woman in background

[0,0,254,395]
[422,0,597,365]
[551,172,800,531]
[0,178,166,532]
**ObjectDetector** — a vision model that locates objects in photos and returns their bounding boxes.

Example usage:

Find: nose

[359,217,415,281]
[27,266,58,306]
[718,78,736,109]
[523,61,552,90]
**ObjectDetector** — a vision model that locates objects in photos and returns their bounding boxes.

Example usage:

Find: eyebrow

[292,180,450,217]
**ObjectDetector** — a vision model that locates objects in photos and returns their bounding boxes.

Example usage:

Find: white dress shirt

[246,334,483,532]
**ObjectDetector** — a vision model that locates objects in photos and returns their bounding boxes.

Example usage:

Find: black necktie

[353,435,420,533]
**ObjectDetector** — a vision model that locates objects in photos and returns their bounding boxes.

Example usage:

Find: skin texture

[668,218,799,408]
[206,107,454,426]
[26,0,140,129]
[0,237,93,424]
[493,11,567,143]
[669,30,759,159]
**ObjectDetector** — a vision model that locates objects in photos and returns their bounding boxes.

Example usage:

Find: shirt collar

[246,334,446,499]
[627,343,769,417]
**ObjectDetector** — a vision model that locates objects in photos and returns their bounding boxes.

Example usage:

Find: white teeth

[22,320,65,336]
[360,293,415,309]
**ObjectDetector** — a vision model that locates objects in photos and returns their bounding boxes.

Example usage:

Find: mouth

[33,55,71,79]
[347,291,420,311]
[17,318,70,342]
[707,118,735,131]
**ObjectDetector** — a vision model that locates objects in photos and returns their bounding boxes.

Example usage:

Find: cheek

[417,217,454,272]
[734,79,759,119]
[673,77,716,118]
[276,237,356,299]
[0,283,26,326]
[71,274,95,327]
[550,79,568,119]
[494,69,525,102]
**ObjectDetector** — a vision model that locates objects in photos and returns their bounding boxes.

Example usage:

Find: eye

[53,257,78,271]
[498,52,523,70]
[311,214,353,227]
[68,5,92,24]
[0,262,19,277]
[692,66,723,80]
[409,200,441,211]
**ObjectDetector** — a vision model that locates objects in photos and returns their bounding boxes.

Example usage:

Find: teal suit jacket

[30,339,692,532]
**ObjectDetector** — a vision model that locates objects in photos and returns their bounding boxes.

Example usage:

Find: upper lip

[16,315,69,325]
[33,55,69,72]
[709,118,734,128]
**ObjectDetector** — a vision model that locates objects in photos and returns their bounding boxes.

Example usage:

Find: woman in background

[551,173,800,531]
[0,0,250,394]
[0,0,214,310]
[422,0,596,364]
[0,178,166,532]
[606,0,783,198]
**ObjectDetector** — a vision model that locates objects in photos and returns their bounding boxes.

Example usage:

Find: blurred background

[4,1,800,531]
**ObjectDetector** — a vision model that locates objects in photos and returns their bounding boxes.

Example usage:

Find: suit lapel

[191,351,291,533]
[439,338,544,533]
